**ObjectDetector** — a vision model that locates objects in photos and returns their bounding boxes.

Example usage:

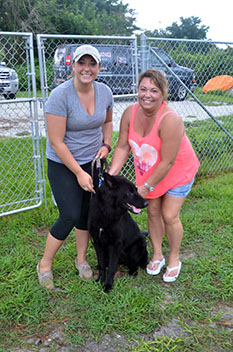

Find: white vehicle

[0,61,19,99]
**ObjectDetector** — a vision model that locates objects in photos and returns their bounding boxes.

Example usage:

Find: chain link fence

[142,35,233,177]
[0,32,44,216]
[0,31,232,216]
[38,33,233,182]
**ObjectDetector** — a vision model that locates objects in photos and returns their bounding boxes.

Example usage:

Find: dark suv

[148,47,196,101]
[52,44,136,94]
[52,44,196,100]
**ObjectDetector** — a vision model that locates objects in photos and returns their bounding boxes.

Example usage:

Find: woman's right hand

[76,170,95,193]
[137,184,149,198]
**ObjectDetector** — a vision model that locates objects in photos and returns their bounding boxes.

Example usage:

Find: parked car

[52,44,136,94]
[148,47,196,101]
[0,62,19,99]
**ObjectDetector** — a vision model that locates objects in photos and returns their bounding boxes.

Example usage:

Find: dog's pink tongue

[132,206,141,214]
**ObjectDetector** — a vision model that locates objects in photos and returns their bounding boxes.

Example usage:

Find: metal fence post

[140,33,147,72]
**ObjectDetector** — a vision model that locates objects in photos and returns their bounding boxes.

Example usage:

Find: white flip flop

[146,258,165,275]
[163,261,182,282]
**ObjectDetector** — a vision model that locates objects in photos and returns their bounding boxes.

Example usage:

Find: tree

[144,28,169,38]
[143,16,209,40]
[166,16,209,40]
[0,0,138,35]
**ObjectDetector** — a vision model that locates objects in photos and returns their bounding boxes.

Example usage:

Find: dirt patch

[8,318,190,351]
[210,304,233,330]
[9,303,233,352]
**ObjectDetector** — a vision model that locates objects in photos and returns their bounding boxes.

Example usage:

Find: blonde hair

[138,69,168,100]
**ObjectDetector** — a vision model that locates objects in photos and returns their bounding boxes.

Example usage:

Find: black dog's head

[103,173,148,213]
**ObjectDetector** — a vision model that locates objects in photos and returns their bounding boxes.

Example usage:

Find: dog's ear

[103,172,117,189]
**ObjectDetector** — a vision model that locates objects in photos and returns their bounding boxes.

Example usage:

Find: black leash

[91,155,109,191]
[90,156,109,241]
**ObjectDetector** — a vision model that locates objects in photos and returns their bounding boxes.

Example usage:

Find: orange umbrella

[202,75,233,93]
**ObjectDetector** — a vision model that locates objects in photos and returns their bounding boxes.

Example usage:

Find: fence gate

[0,32,44,217]
[36,34,139,181]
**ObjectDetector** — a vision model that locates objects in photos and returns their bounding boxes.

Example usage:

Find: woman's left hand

[96,145,110,159]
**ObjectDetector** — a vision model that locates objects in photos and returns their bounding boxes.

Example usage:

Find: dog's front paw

[95,273,101,282]
[129,270,138,277]
[104,283,113,293]
[96,270,105,283]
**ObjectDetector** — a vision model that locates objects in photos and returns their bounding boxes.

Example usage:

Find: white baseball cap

[73,45,101,63]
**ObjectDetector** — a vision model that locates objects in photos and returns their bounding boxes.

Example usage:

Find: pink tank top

[128,102,200,198]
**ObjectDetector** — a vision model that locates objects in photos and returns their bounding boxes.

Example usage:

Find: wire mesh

[0,32,44,216]
[1,32,232,217]
[38,34,233,182]
[144,36,233,176]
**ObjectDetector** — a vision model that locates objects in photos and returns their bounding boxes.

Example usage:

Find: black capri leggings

[47,159,92,241]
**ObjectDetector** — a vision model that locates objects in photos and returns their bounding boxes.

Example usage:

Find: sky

[122,0,233,43]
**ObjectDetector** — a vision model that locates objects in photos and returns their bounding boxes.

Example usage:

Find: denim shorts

[166,177,195,198]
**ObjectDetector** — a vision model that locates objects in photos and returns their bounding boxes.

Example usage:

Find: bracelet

[102,143,111,153]
[144,182,154,192]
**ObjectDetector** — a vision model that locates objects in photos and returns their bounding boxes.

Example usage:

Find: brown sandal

[37,262,55,289]
[75,260,93,280]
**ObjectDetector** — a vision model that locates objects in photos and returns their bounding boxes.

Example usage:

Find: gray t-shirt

[45,78,114,165]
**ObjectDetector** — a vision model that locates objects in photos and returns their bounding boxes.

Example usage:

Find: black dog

[88,159,148,292]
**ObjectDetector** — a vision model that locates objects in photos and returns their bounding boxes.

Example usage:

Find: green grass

[188,86,233,105]
[0,136,43,214]
[111,112,233,180]
[185,115,233,175]
[0,172,232,351]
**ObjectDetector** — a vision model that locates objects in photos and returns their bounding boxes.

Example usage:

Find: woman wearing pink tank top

[109,69,200,283]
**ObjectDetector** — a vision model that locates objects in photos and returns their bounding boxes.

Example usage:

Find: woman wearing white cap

[37,45,113,289]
